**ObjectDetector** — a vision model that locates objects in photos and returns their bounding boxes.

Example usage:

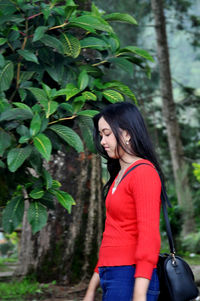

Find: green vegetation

[0,0,152,235]
[0,278,42,300]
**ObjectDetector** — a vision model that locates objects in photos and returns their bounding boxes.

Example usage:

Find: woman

[83,102,162,301]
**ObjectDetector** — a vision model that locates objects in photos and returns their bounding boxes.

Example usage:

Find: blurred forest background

[0,0,200,300]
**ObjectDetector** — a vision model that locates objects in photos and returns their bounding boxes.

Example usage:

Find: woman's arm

[83,272,100,301]
[132,277,150,301]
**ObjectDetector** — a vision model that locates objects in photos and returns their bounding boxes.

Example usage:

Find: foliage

[181,231,200,254]
[0,0,153,233]
[0,277,49,300]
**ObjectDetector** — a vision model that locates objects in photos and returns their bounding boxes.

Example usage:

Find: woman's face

[98,117,129,159]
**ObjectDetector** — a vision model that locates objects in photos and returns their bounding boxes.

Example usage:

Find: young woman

[83,102,162,301]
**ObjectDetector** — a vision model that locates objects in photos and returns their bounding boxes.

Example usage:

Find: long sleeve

[130,165,161,279]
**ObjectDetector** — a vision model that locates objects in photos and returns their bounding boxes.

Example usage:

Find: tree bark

[15,150,103,283]
[151,0,195,235]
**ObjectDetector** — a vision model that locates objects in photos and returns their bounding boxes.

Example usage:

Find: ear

[121,130,131,143]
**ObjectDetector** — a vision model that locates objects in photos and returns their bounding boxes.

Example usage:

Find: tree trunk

[15,151,103,283]
[151,0,195,235]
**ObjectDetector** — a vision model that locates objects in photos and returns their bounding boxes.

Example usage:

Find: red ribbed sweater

[94,159,161,280]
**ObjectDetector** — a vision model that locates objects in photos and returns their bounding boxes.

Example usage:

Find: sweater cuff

[135,261,154,280]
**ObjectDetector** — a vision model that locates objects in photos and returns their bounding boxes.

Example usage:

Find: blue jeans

[99,265,160,301]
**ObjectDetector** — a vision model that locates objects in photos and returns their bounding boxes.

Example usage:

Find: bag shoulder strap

[120,162,176,254]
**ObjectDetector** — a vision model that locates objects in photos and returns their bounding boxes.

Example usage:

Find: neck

[119,153,141,171]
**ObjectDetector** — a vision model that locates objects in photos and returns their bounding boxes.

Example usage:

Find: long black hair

[93,102,164,198]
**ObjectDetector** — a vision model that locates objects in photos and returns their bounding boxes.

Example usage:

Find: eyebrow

[99,128,111,133]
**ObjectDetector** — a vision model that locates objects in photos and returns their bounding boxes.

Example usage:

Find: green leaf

[29,188,45,199]
[30,112,41,136]
[18,49,39,64]
[0,129,12,156]
[40,34,64,54]
[33,26,48,42]
[78,70,89,91]
[52,190,75,213]
[109,57,133,75]
[16,125,30,137]
[0,108,33,122]
[19,135,30,144]
[104,13,137,25]
[43,169,53,190]
[65,83,80,100]
[80,37,108,50]
[52,180,61,189]
[118,46,154,62]
[82,91,97,101]
[77,110,99,117]
[2,196,24,233]
[0,61,14,91]
[78,116,95,153]
[69,15,113,33]
[60,33,81,58]
[33,133,52,161]
[50,124,84,153]
[27,202,48,234]
[7,145,32,172]
[0,159,5,168]
[103,81,137,102]
[45,101,58,118]
[27,87,47,102]
[103,89,124,103]
[0,38,7,46]
[0,54,5,68]
[13,102,33,113]
[19,71,35,83]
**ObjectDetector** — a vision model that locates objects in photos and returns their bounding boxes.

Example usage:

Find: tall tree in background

[151,0,195,235]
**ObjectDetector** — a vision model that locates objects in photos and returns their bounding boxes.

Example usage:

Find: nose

[100,135,105,145]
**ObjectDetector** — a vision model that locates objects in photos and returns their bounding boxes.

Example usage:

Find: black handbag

[157,180,199,301]
[121,163,199,301]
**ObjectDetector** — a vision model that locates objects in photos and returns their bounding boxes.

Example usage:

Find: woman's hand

[83,272,100,301]
[132,277,149,301]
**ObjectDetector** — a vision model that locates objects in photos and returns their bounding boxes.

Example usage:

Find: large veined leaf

[33,26,48,42]
[27,202,48,234]
[0,38,7,46]
[69,15,113,33]
[78,116,96,153]
[60,33,81,58]
[30,112,41,136]
[18,49,39,64]
[78,70,89,91]
[103,89,124,103]
[104,13,137,25]
[40,34,64,54]
[0,129,12,156]
[103,80,137,102]
[43,169,53,190]
[2,196,24,233]
[45,101,58,118]
[29,188,45,199]
[7,145,32,172]
[65,83,80,101]
[77,110,99,117]
[13,102,33,113]
[33,133,52,161]
[118,46,154,62]
[0,108,33,122]
[80,37,108,51]
[50,124,84,153]
[0,61,14,91]
[52,190,75,213]
[82,91,97,101]
[109,57,134,76]
[27,87,47,102]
